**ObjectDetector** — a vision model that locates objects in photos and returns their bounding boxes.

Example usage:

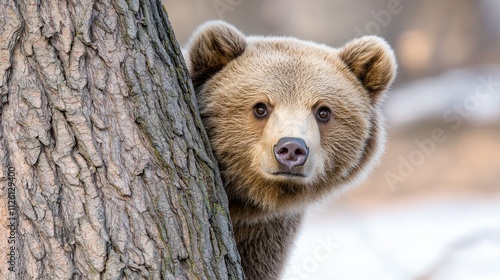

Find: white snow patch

[384,67,500,127]
[284,197,500,280]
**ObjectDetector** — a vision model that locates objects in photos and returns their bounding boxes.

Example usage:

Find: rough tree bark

[0,0,244,279]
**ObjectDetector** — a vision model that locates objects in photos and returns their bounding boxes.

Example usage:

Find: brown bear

[183,21,397,280]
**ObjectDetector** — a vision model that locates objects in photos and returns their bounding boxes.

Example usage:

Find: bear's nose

[273,137,309,169]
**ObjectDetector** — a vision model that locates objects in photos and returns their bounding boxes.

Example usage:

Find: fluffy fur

[184,20,397,279]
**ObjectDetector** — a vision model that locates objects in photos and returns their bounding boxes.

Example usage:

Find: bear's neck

[227,195,302,226]
[232,206,304,280]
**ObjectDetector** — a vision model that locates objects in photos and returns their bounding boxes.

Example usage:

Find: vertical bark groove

[0,0,243,279]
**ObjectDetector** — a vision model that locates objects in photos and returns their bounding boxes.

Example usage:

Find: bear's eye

[316,107,331,122]
[254,103,268,118]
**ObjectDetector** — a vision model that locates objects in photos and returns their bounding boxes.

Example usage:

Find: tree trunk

[0,0,244,279]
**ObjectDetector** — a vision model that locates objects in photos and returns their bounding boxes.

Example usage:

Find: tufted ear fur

[184,20,247,89]
[338,36,397,100]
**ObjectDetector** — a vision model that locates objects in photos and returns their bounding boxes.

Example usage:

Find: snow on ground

[284,197,500,280]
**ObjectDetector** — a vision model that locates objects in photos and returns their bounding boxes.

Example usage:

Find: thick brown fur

[184,20,397,279]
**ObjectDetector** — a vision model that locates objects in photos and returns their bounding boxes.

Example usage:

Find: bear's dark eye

[316,107,331,122]
[254,103,268,118]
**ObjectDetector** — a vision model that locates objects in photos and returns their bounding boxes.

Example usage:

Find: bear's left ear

[338,36,397,100]
[184,20,247,89]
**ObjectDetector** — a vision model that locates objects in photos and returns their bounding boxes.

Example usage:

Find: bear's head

[184,21,397,221]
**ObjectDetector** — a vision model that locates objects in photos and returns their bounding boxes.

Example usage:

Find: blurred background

[163,0,500,279]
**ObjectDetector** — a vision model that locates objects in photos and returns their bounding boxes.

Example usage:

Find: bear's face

[184,21,396,217]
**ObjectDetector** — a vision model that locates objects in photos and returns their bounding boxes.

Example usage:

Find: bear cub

[183,21,397,280]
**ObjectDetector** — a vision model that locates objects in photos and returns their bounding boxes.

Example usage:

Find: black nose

[273,137,309,169]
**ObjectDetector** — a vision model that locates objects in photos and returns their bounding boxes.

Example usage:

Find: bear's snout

[273,137,309,169]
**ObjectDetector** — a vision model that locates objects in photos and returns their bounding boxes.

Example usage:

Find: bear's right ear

[184,20,247,89]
